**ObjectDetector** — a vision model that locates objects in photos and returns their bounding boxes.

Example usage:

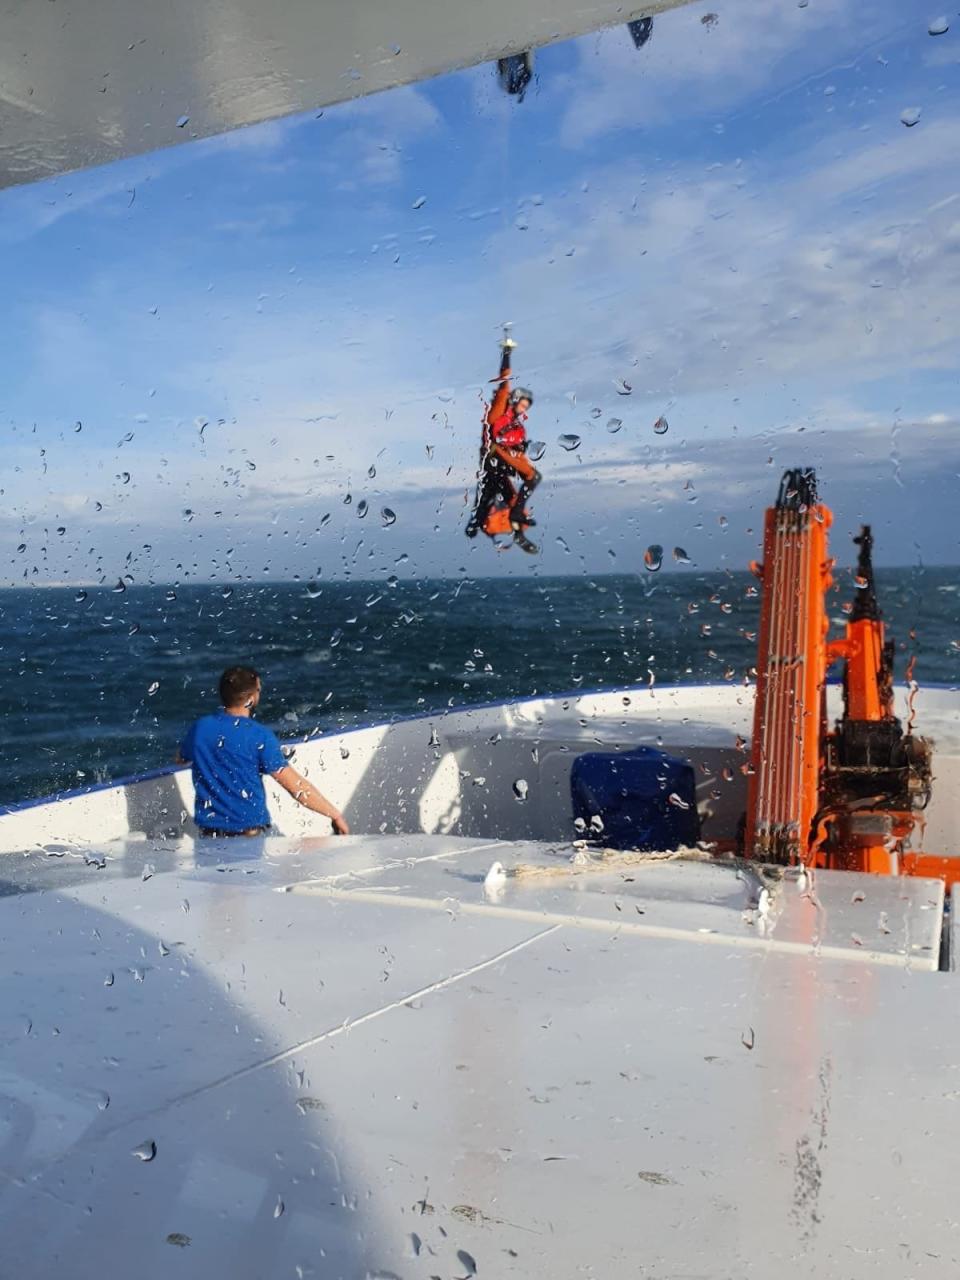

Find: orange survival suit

[465,343,540,544]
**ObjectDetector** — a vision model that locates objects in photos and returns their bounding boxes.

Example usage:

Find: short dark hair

[219,665,260,707]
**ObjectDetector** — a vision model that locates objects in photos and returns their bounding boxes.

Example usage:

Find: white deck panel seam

[96,922,562,1135]
[277,839,512,890]
[292,885,941,971]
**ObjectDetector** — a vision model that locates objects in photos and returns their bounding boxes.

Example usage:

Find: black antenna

[775,467,818,510]
[850,525,881,622]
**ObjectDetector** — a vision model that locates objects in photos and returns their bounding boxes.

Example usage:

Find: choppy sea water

[1,569,956,807]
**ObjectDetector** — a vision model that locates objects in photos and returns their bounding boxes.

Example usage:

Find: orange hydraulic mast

[742,474,935,880]
[743,469,833,864]
[827,527,892,722]
[820,525,931,875]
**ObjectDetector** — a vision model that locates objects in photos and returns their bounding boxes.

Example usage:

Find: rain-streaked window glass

[2,4,960,1278]
[0,4,956,804]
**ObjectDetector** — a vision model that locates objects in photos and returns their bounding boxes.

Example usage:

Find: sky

[1,0,958,586]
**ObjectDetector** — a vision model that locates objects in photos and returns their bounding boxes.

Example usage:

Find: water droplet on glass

[412,195,426,209]
[528,440,546,461]
[176,114,190,128]
[274,1197,285,1219]
[900,107,921,127]
[606,418,623,434]
[673,547,692,565]
[457,1249,478,1276]
[928,16,949,35]
[429,727,440,748]
[147,682,159,696]
[74,420,82,433]
[653,415,669,435]
[614,378,633,396]
[142,862,155,881]
[643,545,663,572]
[132,1140,157,1161]
[367,464,376,478]
[668,792,691,810]
[590,407,602,419]
[75,589,87,603]
[167,1233,191,1248]
[381,507,397,527]
[513,778,529,802]
[357,499,368,518]
[558,433,581,452]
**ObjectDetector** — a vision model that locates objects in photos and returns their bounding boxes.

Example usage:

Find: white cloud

[555,0,861,147]
[306,84,446,190]
[474,107,960,410]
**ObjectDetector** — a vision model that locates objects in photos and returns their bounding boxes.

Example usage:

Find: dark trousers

[471,453,518,529]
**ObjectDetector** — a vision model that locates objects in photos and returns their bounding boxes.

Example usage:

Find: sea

[1,569,957,808]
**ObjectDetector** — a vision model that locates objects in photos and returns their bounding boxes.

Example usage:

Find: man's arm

[272,765,350,835]
[486,345,513,427]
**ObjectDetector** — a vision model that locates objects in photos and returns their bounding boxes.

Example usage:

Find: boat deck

[0,831,954,1278]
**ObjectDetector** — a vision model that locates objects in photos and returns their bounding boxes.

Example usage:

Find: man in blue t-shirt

[178,665,349,837]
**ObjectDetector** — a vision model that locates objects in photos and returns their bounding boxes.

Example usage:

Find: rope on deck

[510,844,709,879]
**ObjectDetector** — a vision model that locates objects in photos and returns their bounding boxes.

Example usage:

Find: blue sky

[2,0,958,585]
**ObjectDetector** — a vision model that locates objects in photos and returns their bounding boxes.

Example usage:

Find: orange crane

[742,468,937,880]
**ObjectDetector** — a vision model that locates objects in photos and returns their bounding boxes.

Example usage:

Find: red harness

[490,407,527,451]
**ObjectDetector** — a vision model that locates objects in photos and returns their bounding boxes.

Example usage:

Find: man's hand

[273,765,348,835]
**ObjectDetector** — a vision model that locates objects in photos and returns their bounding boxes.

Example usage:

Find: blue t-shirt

[180,710,288,832]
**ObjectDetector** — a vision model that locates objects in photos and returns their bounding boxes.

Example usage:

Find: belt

[198,826,269,838]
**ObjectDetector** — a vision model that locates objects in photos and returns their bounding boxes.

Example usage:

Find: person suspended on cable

[465,332,541,554]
